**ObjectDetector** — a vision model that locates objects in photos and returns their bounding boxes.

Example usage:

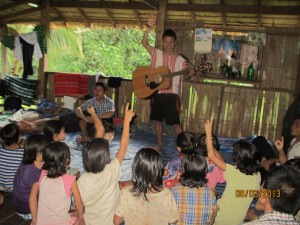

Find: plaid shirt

[80,96,114,115]
[243,211,299,225]
[172,185,218,225]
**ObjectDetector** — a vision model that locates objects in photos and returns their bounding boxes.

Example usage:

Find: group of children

[0,103,300,225]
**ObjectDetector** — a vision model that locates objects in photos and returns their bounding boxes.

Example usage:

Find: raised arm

[142,13,156,54]
[275,137,287,165]
[204,120,226,171]
[87,107,105,138]
[71,180,86,225]
[29,182,39,225]
[116,103,135,162]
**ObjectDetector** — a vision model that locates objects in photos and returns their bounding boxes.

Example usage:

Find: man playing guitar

[142,13,195,152]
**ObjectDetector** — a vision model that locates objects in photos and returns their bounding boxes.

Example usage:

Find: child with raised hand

[43,120,66,143]
[196,134,225,190]
[163,132,196,189]
[0,123,24,192]
[204,119,261,225]
[29,142,85,225]
[172,151,219,225]
[114,148,179,225]
[77,103,134,225]
[13,134,46,220]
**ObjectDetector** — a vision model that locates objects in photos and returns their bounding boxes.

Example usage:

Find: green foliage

[48,27,155,78]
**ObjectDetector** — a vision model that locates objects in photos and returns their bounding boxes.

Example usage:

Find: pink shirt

[206,158,225,189]
[37,170,75,225]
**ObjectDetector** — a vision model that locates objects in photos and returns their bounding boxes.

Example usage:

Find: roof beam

[78,8,90,27]
[0,7,43,23]
[51,1,153,10]
[220,0,226,28]
[0,0,28,12]
[141,0,158,10]
[134,11,143,28]
[105,9,116,27]
[167,4,300,15]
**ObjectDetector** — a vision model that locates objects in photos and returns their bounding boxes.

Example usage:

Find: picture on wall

[211,39,240,59]
[194,28,213,54]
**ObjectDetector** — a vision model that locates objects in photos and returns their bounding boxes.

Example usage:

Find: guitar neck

[161,69,190,79]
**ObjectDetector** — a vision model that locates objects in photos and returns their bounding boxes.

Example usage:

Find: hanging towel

[54,73,89,97]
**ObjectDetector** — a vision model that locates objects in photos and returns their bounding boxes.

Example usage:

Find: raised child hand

[275,136,284,152]
[124,103,135,124]
[147,13,156,27]
[87,106,96,115]
[204,119,213,136]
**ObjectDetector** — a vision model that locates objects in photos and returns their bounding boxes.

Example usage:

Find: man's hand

[147,13,156,27]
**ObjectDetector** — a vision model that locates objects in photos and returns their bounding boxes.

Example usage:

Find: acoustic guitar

[132,66,191,99]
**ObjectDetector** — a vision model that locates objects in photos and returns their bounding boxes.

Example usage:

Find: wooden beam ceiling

[50,1,153,11]
[78,8,90,27]
[0,7,43,23]
[0,0,28,12]
[141,0,158,10]
[49,1,300,15]
[167,4,300,15]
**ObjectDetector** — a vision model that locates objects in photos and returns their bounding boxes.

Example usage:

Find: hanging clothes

[14,31,43,79]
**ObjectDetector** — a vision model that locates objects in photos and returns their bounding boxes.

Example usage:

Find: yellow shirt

[78,158,121,225]
[214,164,261,225]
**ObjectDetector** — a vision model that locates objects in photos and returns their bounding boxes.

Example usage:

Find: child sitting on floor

[29,142,85,225]
[0,123,24,192]
[172,151,219,225]
[196,134,225,190]
[204,119,261,225]
[77,103,134,225]
[114,148,179,225]
[163,132,196,188]
[43,120,66,143]
[13,134,46,220]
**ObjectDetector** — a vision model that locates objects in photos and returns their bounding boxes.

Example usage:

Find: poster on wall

[240,44,259,70]
[194,28,212,53]
[211,39,240,59]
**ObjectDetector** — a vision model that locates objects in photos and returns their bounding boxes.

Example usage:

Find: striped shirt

[243,211,299,225]
[151,49,187,97]
[80,96,115,115]
[172,185,218,225]
[0,146,23,192]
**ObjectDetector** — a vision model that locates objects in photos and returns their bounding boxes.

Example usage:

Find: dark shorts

[150,93,181,125]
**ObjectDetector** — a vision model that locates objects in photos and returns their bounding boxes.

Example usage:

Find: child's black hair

[22,134,46,164]
[131,148,164,201]
[95,82,108,92]
[42,142,70,178]
[176,132,196,153]
[180,151,208,188]
[0,123,20,147]
[285,158,300,173]
[232,140,260,175]
[162,29,177,40]
[196,133,220,157]
[82,138,110,173]
[43,120,65,143]
[265,166,300,216]
[87,120,114,138]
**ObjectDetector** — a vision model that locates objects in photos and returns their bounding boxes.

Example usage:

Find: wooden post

[155,0,167,49]
[38,0,50,98]
[1,24,8,78]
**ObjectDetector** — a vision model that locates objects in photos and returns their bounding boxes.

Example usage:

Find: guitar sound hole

[149,82,159,89]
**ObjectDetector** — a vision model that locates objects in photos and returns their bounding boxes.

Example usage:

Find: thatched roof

[0,0,299,32]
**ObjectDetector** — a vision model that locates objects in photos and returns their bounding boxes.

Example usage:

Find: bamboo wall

[45,33,299,140]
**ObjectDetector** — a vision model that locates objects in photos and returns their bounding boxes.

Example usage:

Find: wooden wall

[45,33,299,140]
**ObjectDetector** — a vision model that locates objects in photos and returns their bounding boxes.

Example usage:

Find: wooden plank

[1,25,8,78]
[0,7,43,23]
[38,0,50,99]
[155,0,167,49]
